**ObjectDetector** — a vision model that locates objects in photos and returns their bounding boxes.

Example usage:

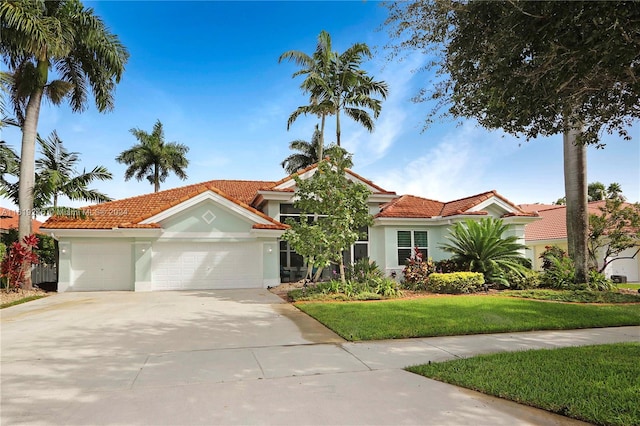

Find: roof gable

[376,190,535,220]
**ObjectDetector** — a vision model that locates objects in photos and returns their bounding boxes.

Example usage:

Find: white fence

[31,265,56,285]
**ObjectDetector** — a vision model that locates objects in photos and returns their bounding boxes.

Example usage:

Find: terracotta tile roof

[377,190,535,219]
[519,204,560,213]
[522,201,626,241]
[376,195,444,218]
[0,208,42,233]
[42,180,284,230]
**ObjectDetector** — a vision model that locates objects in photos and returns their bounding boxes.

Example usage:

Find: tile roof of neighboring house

[377,191,536,219]
[520,201,620,241]
[0,208,42,234]
[42,180,287,230]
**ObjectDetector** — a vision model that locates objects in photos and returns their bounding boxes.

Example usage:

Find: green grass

[618,283,640,290]
[0,295,46,309]
[295,296,640,341]
[407,343,640,426]
[502,289,640,303]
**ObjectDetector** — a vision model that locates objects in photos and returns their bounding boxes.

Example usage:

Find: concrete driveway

[3,290,628,425]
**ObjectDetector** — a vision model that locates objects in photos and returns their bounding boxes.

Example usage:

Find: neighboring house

[520,202,640,282]
[0,208,42,235]
[41,165,538,292]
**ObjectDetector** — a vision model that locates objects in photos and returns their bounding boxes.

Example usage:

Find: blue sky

[2,0,639,214]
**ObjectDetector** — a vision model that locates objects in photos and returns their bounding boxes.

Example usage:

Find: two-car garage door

[151,242,263,290]
[70,241,263,291]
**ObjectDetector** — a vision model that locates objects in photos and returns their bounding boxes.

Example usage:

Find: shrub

[434,258,462,273]
[427,272,484,294]
[1,235,40,291]
[346,258,383,282]
[503,269,541,290]
[402,249,435,290]
[587,270,614,291]
[539,246,574,289]
[372,276,402,297]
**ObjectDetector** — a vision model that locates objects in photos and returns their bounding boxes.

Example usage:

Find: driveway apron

[3,290,633,425]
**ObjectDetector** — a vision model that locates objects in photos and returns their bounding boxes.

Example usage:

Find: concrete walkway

[1,290,638,425]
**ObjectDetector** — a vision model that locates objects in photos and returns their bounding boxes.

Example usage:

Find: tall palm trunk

[563,119,589,284]
[154,164,160,192]
[318,113,326,160]
[18,84,45,290]
[335,97,342,147]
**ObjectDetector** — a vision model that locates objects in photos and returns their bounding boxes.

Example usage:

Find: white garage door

[151,242,263,290]
[71,242,133,291]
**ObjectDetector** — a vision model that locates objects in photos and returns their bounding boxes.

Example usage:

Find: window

[343,226,369,265]
[397,230,428,265]
[280,240,304,268]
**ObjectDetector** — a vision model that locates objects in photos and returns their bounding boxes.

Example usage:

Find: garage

[151,242,263,290]
[70,242,133,291]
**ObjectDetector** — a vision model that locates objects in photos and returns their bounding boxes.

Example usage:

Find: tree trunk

[318,113,326,160]
[154,165,159,192]
[335,97,341,147]
[563,122,589,284]
[18,86,45,290]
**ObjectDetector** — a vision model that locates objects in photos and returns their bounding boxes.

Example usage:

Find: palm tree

[280,31,336,159]
[1,131,113,212]
[280,30,389,149]
[116,120,189,193]
[36,131,112,209]
[281,125,323,175]
[439,217,529,286]
[1,1,128,288]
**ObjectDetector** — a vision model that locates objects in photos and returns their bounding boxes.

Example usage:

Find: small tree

[282,149,372,284]
[1,234,39,291]
[588,199,640,273]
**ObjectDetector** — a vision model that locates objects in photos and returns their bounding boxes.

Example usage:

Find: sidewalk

[343,325,640,370]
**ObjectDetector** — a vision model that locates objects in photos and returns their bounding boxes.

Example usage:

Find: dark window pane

[397,231,411,247]
[354,243,368,262]
[398,248,412,265]
[419,249,428,260]
[280,204,300,214]
[291,252,304,267]
[279,240,287,250]
[280,252,288,267]
[342,249,351,266]
[414,231,428,247]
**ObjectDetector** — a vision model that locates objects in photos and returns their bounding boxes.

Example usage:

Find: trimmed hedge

[427,272,485,294]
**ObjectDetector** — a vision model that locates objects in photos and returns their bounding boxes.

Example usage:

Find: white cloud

[369,123,520,201]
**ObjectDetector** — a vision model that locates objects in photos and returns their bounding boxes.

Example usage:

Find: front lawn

[501,289,640,303]
[407,343,640,426]
[295,295,640,341]
[617,283,640,291]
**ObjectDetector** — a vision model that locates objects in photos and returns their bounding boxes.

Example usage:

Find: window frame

[396,229,428,266]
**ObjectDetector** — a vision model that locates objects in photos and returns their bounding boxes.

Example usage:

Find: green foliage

[279,30,389,148]
[116,120,189,192]
[402,249,436,290]
[384,1,640,144]
[1,294,46,309]
[282,150,372,283]
[539,246,615,291]
[346,258,383,283]
[502,289,640,304]
[427,272,484,294]
[503,269,540,290]
[439,217,529,285]
[539,247,576,289]
[287,263,402,302]
[407,343,640,426]
[587,270,614,292]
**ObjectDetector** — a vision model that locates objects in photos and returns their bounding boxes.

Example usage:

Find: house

[41,165,538,292]
[520,202,640,282]
[0,208,42,235]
